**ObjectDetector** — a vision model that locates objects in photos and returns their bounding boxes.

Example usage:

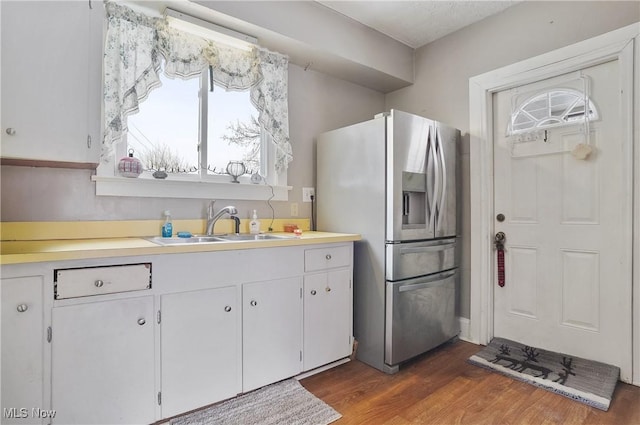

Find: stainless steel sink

[215,234,296,241]
[146,236,226,245]
[146,234,295,246]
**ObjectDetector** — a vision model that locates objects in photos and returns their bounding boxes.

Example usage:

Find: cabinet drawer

[55,263,151,299]
[304,245,351,272]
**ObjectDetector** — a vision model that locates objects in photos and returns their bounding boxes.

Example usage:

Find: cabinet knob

[16,304,28,313]
[94,280,104,288]
[325,254,332,260]
[224,305,232,312]
[137,318,146,326]
[310,290,317,296]
[325,287,332,292]
[5,128,16,136]
[250,300,258,307]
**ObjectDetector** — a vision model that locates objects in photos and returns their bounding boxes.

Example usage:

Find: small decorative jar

[118,149,143,178]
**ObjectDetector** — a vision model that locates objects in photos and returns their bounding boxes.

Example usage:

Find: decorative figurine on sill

[152,169,168,179]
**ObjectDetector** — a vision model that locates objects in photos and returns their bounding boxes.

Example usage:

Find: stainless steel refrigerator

[317,109,459,373]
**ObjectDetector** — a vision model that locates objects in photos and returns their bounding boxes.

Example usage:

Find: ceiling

[316,1,521,48]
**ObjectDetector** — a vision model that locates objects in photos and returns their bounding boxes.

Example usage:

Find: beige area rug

[170,379,341,425]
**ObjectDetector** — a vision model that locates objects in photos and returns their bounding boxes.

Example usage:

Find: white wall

[385,0,640,318]
[0,63,384,222]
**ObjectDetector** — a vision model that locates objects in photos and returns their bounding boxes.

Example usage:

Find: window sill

[92,176,291,201]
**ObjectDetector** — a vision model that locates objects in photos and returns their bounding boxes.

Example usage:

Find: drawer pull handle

[137,318,146,326]
[310,290,317,296]
[250,300,257,307]
[325,254,332,260]
[16,304,28,313]
[224,306,232,312]
[94,280,104,288]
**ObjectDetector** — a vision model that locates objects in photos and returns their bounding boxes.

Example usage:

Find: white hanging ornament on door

[571,143,593,160]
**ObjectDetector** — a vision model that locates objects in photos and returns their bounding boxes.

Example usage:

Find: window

[96,2,291,200]
[125,68,264,183]
[507,88,598,136]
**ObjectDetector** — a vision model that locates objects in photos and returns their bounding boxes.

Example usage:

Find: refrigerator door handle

[397,270,457,292]
[399,242,456,254]
[436,126,447,232]
[428,126,440,231]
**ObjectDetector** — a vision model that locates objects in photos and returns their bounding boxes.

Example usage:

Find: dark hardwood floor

[300,340,640,425]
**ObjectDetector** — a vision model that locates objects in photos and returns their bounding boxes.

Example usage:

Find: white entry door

[492,59,632,374]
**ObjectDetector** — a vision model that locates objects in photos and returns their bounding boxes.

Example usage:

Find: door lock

[494,231,505,248]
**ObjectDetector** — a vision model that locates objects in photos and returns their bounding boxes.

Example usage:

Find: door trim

[468,22,639,384]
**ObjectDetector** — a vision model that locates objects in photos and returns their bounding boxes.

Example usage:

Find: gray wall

[385,0,640,319]
[0,63,384,222]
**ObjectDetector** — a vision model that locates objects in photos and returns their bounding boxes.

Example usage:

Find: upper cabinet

[0,1,103,165]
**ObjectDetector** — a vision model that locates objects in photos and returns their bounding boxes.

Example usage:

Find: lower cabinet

[242,277,303,392]
[160,286,239,418]
[51,296,155,425]
[1,242,353,424]
[303,269,352,371]
[1,276,45,425]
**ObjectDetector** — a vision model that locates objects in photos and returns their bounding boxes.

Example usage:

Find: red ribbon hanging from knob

[497,247,505,287]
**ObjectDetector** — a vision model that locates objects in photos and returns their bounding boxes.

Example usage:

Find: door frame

[468,22,639,384]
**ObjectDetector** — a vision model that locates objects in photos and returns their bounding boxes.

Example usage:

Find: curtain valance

[102,2,292,172]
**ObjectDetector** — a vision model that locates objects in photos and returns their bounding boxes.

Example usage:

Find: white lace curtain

[103,2,292,172]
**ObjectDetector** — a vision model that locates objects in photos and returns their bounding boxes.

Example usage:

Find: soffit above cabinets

[133,1,519,93]
[160,0,416,92]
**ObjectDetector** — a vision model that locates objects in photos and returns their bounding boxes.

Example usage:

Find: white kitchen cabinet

[242,277,303,392]
[160,286,239,418]
[303,268,352,371]
[0,1,102,164]
[1,276,46,425]
[51,296,155,425]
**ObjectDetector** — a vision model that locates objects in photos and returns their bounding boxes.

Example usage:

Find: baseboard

[457,316,473,343]
[295,358,351,380]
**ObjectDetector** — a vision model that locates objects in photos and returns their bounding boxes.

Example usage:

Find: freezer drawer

[386,238,456,281]
[385,269,458,366]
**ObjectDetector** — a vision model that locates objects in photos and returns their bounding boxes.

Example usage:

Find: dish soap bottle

[249,210,260,234]
[162,210,173,237]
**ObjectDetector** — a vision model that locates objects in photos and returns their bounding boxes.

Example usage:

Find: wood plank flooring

[300,340,640,425]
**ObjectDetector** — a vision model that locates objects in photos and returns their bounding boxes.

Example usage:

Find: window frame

[507,88,599,136]
[94,72,289,200]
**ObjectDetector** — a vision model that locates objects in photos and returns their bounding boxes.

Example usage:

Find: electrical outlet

[290,202,299,217]
[302,187,315,203]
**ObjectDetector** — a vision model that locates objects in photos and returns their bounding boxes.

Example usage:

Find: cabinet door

[0,1,101,163]
[243,277,302,392]
[52,296,155,425]
[303,269,352,371]
[161,287,239,418]
[1,276,45,425]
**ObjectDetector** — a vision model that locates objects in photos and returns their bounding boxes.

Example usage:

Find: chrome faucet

[206,201,238,236]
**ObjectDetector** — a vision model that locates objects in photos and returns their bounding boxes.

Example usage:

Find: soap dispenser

[162,210,173,237]
[249,210,260,234]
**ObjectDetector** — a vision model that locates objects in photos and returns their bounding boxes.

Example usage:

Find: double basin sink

[147,233,296,246]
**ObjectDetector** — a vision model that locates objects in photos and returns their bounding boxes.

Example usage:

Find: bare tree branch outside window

[139,143,193,173]
[222,115,261,172]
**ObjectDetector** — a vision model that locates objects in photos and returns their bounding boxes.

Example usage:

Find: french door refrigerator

[317,110,460,373]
